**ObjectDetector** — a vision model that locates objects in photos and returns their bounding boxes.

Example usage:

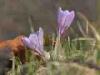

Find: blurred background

[0,0,98,39]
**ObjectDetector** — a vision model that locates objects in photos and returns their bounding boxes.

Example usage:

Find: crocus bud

[22,27,44,56]
[57,7,75,36]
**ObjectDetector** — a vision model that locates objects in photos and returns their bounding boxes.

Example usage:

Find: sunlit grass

[8,36,100,75]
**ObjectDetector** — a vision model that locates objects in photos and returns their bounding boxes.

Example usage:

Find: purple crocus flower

[57,7,75,36]
[22,27,44,55]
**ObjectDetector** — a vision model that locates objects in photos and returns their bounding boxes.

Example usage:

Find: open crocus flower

[22,27,44,56]
[57,7,75,36]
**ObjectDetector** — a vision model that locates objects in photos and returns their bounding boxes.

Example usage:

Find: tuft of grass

[7,13,100,75]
